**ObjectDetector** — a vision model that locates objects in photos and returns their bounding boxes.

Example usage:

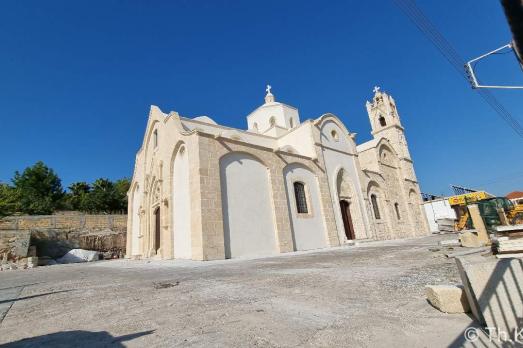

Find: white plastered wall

[172,145,192,259]
[246,102,300,132]
[131,185,141,255]
[277,121,316,158]
[283,163,327,251]
[220,152,277,258]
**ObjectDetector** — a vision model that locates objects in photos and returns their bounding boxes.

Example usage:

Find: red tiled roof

[506,191,523,199]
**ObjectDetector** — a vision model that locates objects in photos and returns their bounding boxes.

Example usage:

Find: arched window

[371,194,380,219]
[379,116,387,127]
[331,129,339,141]
[289,118,294,128]
[153,129,158,148]
[269,116,276,127]
[253,122,259,131]
[394,202,401,220]
[293,182,308,214]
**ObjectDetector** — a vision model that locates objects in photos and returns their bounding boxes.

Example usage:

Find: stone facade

[128,87,430,260]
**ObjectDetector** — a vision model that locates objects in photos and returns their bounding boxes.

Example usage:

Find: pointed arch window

[379,116,387,127]
[394,202,401,220]
[371,194,380,219]
[153,129,158,148]
[293,182,308,214]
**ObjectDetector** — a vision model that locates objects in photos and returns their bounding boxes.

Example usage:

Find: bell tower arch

[365,87,416,181]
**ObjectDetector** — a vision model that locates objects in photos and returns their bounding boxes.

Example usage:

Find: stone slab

[495,224,523,232]
[459,230,485,248]
[445,247,488,259]
[425,285,470,313]
[456,255,523,336]
[439,239,461,247]
[467,204,490,243]
[455,257,485,325]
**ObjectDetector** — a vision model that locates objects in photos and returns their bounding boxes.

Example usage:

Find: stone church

[126,87,429,260]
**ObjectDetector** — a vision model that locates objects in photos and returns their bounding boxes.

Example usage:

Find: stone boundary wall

[0,214,128,260]
[0,214,127,231]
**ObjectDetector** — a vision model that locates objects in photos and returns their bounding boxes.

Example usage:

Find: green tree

[114,178,130,212]
[66,181,91,211]
[12,161,65,215]
[0,183,18,217]
[81,178,117,213]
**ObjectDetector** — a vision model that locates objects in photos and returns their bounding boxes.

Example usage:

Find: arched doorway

[340,200,356,240]
[336,168,365,241]
[154,207,161,254]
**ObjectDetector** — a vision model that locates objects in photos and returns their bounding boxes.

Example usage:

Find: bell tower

[366,86,411,161]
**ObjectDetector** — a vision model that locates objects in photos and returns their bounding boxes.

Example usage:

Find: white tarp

[57,249,100,264]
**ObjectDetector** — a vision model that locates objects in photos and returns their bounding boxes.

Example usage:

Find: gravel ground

[0,235,481,347]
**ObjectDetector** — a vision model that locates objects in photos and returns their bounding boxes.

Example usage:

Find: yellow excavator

[449,191,523,231]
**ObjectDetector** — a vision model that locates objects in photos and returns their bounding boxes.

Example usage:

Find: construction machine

[450,192,523,231]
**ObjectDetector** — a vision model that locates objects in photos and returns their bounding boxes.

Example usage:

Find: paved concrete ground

[0,235,483,347]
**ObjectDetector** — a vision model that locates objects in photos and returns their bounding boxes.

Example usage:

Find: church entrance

[154,207,161,253]
[340,200,355,240]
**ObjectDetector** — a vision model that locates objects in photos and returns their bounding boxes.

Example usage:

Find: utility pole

[464,0,523,89]
[500,0,523,67]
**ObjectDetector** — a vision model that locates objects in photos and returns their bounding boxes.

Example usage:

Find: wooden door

[340,200,356,240]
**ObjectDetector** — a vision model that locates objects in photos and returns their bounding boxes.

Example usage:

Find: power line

[393,0,523,138]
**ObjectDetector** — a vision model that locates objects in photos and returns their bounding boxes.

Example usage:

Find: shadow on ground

[0,330,155,347]
[0,290,73,305]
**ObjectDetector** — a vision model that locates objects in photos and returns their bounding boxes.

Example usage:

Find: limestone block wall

[380,163,412,239]
[0,214,127,259]
[0,214,127,231]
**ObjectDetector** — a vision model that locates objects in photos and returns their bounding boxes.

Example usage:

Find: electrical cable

[393,0,523,138]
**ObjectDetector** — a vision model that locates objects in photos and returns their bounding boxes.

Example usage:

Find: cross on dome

[264,84,275,103]
[373,86,381,93]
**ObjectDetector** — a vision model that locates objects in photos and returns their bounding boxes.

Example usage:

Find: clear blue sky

[0,1,522,196]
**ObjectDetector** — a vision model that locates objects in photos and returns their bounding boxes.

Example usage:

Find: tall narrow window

[293,182,308,214]
[379,116,387,127]
[153,129,158,148]
[394,203,401,220]
[371,194,380,219]
[269,116,276,127]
